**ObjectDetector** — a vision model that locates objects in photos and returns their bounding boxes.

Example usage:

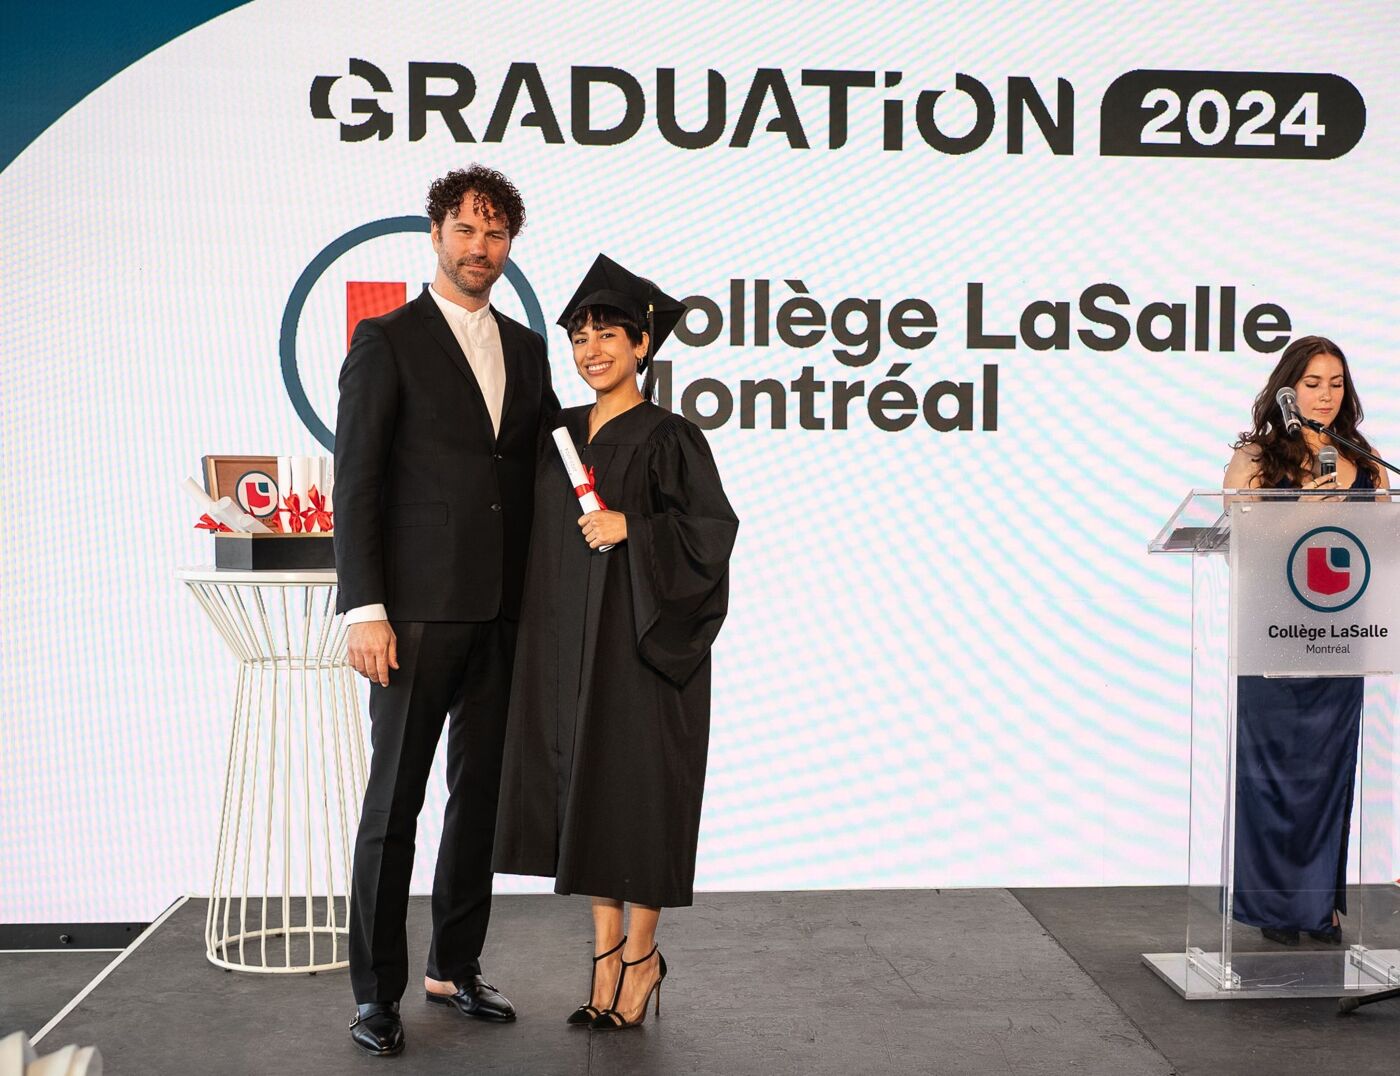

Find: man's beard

[441,253,503,299]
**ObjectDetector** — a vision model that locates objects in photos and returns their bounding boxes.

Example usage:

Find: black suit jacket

[333,287,559,621]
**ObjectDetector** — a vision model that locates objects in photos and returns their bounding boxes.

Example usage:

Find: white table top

[176,565,339,584]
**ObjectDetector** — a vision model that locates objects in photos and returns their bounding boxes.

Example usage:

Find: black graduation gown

[493,402,738,907]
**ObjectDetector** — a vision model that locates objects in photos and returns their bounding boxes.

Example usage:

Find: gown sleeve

[623,418,740,687]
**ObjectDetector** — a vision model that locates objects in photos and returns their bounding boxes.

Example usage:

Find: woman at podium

[1223,335,1389,945]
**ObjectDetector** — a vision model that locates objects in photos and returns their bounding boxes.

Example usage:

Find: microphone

[1318,445,1338,480]
[1275,386,1302,436]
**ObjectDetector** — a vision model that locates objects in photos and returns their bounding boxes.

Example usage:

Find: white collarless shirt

[427,284,506,436]
[344,284,508,626]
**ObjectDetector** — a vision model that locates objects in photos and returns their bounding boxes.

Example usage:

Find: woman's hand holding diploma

[579,510,627,550]
[555,426,621,551]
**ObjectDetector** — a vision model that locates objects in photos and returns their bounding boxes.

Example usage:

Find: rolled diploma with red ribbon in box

[181,476,271,533]
[552,427,614,552]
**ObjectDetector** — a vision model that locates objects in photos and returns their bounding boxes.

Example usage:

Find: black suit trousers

[348,616,516,1003]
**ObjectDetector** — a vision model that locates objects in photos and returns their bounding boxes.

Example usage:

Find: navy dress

[1232,469,1374,932]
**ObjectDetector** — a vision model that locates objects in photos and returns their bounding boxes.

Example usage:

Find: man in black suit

[334,166,558,1057]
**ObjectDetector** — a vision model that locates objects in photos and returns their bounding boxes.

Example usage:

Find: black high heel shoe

[590,944,667,1031]
[567,936,626,1026]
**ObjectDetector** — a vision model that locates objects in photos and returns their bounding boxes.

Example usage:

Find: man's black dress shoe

[426,975,516,1021]
[1261,927,1300,945]
[349,1002,404,1056]
[1307,924,1343,944]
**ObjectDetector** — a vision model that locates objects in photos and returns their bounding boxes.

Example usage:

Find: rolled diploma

[181,477,270,533]
[277,456,292,510]
[182,476,219,515]
[210,496,272,533]
[291,456,313,503]
[552,427,613,551]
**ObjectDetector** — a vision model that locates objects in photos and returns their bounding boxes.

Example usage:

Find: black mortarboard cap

[556,253,687,368]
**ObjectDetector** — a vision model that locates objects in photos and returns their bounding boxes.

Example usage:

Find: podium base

[1144,946,1400,1000]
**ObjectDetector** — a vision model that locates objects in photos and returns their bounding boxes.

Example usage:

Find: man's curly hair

[425,166,526,237]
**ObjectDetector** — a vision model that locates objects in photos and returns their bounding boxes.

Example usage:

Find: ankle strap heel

[566,936,627,1026]
[590,945,667,1031]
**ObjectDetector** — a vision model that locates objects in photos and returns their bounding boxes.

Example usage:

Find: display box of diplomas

[214,532,335,571]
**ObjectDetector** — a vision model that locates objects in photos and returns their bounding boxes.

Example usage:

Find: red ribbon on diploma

[282,493,304,533]
[573,465,608,511]
[195,514,232,532]
[303,486,333,532]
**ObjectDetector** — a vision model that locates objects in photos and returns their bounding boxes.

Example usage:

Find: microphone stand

[1300,417,1400,480]
[1340,986,1400,1015]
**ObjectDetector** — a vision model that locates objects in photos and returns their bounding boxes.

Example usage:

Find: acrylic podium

[1147,489,1400,999]
[177,567,366,973]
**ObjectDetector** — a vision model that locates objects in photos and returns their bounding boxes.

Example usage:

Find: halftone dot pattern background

[1,0,1398,920]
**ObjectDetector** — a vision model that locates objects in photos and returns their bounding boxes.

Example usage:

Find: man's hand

[347,620,399,686]
[578,510,627,549]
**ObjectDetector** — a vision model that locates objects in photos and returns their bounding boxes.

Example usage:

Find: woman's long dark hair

[1234,335,1378,487]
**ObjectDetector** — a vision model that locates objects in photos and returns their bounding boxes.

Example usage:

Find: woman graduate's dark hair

[564,303,651,394]
[558,254,687,402]
[1233,335,1377,487]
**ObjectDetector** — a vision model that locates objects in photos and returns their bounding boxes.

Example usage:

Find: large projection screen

[2,0,1397,922]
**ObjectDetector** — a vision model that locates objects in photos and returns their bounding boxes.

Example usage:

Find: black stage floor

[1012,886,1400,1076]
[2,887,1395,1074]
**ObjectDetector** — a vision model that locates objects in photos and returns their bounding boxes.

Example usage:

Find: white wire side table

[177,567,366,974]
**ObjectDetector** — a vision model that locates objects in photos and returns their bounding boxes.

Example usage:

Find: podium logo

[236,472,279,519]
[1288,526,1370,612]
[280,216,546,451]
[1307,547,1350,595]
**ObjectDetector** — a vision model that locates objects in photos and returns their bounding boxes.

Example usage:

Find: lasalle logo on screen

[1287,526,1370,612]
[280,216,545,451]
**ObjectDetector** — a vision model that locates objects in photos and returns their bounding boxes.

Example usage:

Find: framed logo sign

[1232,500,1400,676]
[201,455,281,521]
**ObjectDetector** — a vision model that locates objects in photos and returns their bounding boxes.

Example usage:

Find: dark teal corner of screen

[0,0,251,175]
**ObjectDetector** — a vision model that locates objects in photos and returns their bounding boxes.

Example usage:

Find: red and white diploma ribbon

[574,466,608,512]
[552,427,614,551]
[303,486,334,532]
[282,492,304,533]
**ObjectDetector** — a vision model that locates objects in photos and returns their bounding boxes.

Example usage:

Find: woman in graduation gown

[1223,335,1389,945]
[494,254,738,1029]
